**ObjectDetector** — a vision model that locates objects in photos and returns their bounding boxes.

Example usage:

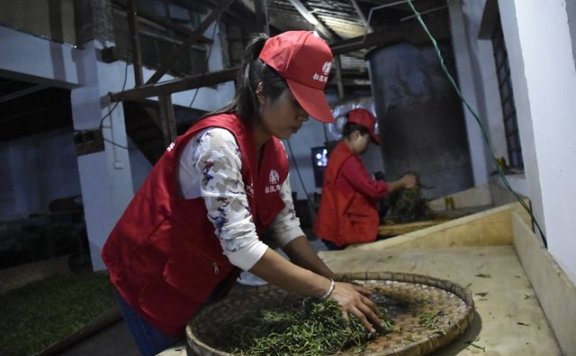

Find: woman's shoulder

[194,127,237,147]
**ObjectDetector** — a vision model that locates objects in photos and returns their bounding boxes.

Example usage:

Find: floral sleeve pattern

[183,128,264,263]
[180,128,302,269]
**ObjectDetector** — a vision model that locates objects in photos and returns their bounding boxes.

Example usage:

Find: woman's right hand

[401,174,418,189]
[329,281,382,333]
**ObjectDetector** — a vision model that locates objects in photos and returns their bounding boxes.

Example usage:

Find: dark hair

[209,33,288,121]
[342,122,369,139]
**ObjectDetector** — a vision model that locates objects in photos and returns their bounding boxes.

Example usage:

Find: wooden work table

[378,206,493,238]
[318,201,575,355]
[319,245,561,355]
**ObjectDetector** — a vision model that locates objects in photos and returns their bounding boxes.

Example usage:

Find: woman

[314,108,417,250]
[101,31,382,356]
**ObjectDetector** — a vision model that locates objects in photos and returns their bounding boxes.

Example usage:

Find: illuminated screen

[311,146,328,187]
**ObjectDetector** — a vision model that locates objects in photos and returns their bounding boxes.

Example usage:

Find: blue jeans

[115,292,184,356]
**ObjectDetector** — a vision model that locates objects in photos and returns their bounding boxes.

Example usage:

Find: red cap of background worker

[347,108,381,145]
[259,31,334,123]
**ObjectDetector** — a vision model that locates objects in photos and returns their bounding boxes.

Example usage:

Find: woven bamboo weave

[187,272,475,355]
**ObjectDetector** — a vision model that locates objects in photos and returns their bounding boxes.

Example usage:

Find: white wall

[498,0,576,283]
[452,0,576,283]
[0,26,80,86]
[448,0,490,186]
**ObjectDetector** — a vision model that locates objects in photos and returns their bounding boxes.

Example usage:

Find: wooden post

[127,0,143,86]
[158,94,177,146]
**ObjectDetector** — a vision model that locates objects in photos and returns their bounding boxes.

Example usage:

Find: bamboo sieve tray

[187,271,475,355]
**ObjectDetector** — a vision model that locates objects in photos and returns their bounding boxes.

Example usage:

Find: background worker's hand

[329,282,382,333]
[400,173,418,189]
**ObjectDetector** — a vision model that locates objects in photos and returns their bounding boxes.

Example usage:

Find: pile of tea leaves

[219,298,393,355]
[387,187,431,223]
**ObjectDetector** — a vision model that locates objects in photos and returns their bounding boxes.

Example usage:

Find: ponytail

[206,33,288,121]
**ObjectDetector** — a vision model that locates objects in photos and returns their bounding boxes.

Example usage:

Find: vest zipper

[212,261,220,275]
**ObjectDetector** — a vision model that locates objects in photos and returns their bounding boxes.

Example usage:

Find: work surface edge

[319,245,561,355]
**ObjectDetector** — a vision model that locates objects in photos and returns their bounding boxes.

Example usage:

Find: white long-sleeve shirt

[178,127,304,271]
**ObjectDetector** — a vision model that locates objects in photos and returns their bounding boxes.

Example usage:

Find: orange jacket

[313,142,381,248]
[101,114,288,335]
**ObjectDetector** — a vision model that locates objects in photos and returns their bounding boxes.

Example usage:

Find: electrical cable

[404,0,547,247]
[98,60,130,149]
[286,138,309,199]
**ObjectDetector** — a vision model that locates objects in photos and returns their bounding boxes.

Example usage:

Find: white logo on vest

[265,169,281,194]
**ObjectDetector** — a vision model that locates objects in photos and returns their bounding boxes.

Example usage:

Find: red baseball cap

[259,31,334,123]
[347,108,381,145]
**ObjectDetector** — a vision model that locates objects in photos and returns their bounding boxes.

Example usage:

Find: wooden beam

[110,67,238,102]
[164,0,218,13]
[109,17,450,102]
[158,94,177,145]
[127,0,144,86]
[286,0,337,42]
[350,0,371,32]
[0,84,48,103]
[333,56,344,99]
[146,0,234,85]
[254,0,270,35]
[331,21,451,55]
[113,0,212,44]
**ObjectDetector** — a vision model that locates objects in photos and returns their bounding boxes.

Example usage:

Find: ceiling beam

[146,0,234,85]
[127,0,144,86]
[331,20,451,55]
[238,0,288,32]
[286,0,337,42]
[110,67,238,102]
[254,0,270,34]
[351,0,371,32]
[0,85,48,104]
[113,0,212,44]
[109,15,450,101]
[170,0,217,13]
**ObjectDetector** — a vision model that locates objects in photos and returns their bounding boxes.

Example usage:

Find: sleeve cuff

[275,226,305,247]
[224,239,269,271]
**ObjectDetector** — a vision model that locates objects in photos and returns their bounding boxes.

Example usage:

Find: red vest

[313,141,379,248]
[101,113,288,335]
